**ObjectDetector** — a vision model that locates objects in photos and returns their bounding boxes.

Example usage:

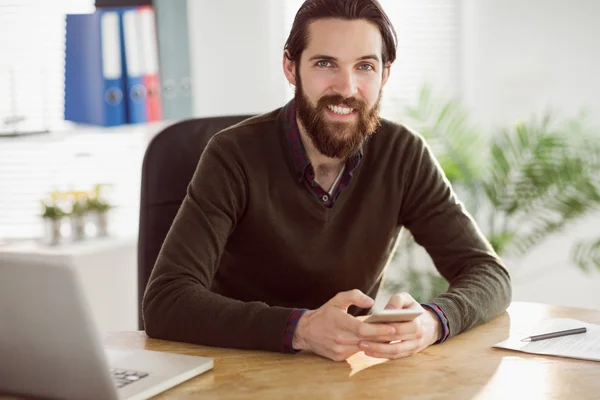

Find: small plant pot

[95,211,109,237]
[71,215,87,241]
[44,217,63,246]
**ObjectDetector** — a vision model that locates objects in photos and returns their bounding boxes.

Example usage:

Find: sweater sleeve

[142,136,294,352]
[399,133,512,339]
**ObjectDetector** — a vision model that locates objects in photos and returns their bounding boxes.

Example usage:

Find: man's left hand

[358,292,442,359]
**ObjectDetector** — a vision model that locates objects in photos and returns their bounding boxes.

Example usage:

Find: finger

[387,321,420,341]
[331,310,383,343]
[329,289,375,311]
[333,332,362,345]
[326,344,361,362]
[359,340,419,360]
[356,321,396,339]
[384,292,418,310]
[366,321,422,343]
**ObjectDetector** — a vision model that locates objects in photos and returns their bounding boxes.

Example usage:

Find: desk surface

[104,302,600,399]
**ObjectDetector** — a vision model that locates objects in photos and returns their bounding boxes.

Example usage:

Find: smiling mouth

[326,104,356,116]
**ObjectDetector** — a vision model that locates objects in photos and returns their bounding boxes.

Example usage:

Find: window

[0,130,148,239]
[0,0,95,135]
[0,1,146,240]
[283,0,461,120]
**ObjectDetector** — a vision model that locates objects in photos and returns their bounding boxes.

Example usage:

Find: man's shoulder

[374,117,428,149]
[212,108,283,146]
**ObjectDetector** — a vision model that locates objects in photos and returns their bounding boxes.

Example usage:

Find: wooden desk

[104,302,600,399]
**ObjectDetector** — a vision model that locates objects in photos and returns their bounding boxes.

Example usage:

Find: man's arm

[142,136,294,352]
[399,132,512,338]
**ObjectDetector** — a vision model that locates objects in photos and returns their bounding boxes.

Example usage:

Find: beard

[294,71,382,160]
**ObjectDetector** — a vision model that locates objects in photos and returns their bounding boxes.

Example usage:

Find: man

[143,0,511,362]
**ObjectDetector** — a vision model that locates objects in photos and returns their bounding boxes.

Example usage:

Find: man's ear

[381,63,391,88]
[282,51,297,87]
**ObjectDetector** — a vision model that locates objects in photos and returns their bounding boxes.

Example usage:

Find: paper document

[493,318,600,362]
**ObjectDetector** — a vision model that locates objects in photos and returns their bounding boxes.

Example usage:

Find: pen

[521,327,587,342]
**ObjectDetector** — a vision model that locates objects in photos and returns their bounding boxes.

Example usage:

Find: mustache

[316,95,366,111]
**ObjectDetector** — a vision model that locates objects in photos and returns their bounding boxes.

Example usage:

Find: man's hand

[292,289,397,361]
[358,292,442,360]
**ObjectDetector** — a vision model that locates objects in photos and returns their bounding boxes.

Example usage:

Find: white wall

[461,0,600,309]
[461,0,600,129]
[505,212,600,309]
[187,0,290,117]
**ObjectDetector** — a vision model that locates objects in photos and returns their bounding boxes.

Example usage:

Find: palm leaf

[404,85,486,186]
[483,116,567,214]
[403,85,487,214]
[488,231,516,255]
[481,113,600,254]
[388,84,600,299]
[571,238,600,273]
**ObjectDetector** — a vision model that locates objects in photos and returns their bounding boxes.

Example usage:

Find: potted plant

[384,85,600,302]
[86,184,113,237]
[41,192,66,246]
[69,191,89,241]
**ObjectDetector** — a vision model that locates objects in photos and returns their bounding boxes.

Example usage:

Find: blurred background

[0,0,598,333]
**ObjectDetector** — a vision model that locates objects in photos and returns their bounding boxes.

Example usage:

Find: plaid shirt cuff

[283,309,308,353]
[422,303,450,343]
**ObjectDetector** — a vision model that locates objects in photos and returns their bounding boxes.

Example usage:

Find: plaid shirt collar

[282,99,363,182]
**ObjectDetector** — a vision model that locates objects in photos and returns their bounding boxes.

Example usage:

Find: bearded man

[142,0,512,362]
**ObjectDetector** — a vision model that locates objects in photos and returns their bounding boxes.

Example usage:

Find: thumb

[329,289,375,310]
[384,292,418,310]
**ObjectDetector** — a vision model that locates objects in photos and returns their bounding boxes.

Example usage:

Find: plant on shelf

[41,201,66,220]
[69,191,89,241]
[40,191,67,246]
[86,184,113,237]
[384,84,600,303]
[86,197,112,213]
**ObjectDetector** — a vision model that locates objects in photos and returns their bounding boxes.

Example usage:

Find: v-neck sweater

[142,107,512,352]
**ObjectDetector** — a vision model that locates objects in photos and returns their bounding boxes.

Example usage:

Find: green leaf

[571,238,600,273]
[389,83,600,298]
[488,231,516,254]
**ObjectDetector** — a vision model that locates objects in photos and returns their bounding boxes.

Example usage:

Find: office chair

[137,115,254,329]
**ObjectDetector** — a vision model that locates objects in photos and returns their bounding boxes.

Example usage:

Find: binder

[137,5,163,122]
[154,0,194,120]
[120,7,147,123]
[64,10,126,127]
[95,0,151,6]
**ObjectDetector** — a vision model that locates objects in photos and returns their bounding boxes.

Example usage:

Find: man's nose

[332,69,358,99]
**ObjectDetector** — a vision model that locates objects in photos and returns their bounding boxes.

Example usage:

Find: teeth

[327,105,353,115]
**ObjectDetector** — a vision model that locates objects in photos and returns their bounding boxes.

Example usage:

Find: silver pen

[521,327,587,342]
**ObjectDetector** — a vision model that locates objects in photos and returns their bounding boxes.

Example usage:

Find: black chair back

[137,115,253,329]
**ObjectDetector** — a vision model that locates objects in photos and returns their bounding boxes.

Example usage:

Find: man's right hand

[292,289,397,361]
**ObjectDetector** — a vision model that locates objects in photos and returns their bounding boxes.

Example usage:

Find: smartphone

[363,309,424,324]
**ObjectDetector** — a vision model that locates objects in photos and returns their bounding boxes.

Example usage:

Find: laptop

[0,260,213,400]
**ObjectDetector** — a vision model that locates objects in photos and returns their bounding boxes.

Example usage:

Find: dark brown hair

[284,0,397,66]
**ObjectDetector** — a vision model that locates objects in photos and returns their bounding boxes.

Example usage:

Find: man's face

[288,18,390,160]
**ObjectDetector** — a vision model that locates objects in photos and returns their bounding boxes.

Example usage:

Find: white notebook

[493,318,600,362]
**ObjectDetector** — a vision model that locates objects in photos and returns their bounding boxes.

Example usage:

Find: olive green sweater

[142,107,511,352]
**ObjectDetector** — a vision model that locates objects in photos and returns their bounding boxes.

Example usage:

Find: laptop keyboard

[110,368,149,389]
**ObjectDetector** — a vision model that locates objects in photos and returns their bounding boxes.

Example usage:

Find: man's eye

[316,60,332,68]
[358,64,374,71]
